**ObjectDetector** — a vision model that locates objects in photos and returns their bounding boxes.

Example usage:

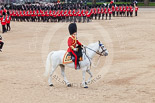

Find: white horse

[44,41,108,88]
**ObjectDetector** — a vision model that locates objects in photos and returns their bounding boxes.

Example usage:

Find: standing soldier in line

[126,4,129,17]
[1,12,7,33]
[77,8,81,23]
[101,5,104,20]
[6,11,11,31]
[57,8,61,22]
[73,8,77,23]
[94,6,97,20]
[129,4,133,17]
[33,8,37,22]
[0,35,4,52]
[23,9,26,22]
[20,9,23,22]
[108,6,112,20]
[86,8,91,22]
[49,7,53,22]
[82,7,86,23]
[26,9,30,22]
[97,6,101,20]
[122,4,126,16]
[60,8,63,22]
[112,4,115,17]
[16,9,19,21]
[116,4,119,16]
[90,6,94,20]
[12,9,16,21]
[69,8,73,22]
[119,4,122,17]
[104,5,107,20]
[65,8,69,22]
[45,9,49,22]
[36,8,40,22]
[30,8,33,22]
[135,4,138,16]
[64,8,67,22]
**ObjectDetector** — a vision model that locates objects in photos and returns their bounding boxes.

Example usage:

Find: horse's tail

[44,51,54,76]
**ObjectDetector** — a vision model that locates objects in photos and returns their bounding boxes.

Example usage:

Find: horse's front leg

[82,67,88,88]
[86,69,93,85]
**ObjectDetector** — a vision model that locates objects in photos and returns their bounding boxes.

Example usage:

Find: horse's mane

[87,42,98,48]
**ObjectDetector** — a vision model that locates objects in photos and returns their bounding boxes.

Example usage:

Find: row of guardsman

[0,3,138,23]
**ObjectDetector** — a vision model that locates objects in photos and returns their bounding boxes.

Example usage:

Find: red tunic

[1,17,6,25]
[115,7,119,12]
[112,6,115,12]
[104,8,107,14]
[6,15,11,24]
[135,7,138,12]
[67,35,82,52]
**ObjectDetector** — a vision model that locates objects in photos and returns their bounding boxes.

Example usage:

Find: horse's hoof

[84,86,88,88]
[67,84,72,87]
[49,84,54,86]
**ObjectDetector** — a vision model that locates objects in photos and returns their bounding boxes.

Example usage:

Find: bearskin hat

[68,23,77,35]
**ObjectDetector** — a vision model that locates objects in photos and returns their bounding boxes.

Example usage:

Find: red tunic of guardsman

[67,23,82,69]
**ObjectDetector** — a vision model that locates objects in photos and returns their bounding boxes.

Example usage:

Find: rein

[84,46,103,56]
[83,45,105,68]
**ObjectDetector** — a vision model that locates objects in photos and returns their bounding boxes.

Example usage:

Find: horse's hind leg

[86,69,93,85]
[60,64,71,87]
[48,64,57,86]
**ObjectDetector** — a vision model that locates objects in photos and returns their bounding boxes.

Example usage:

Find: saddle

[63,46,83,64]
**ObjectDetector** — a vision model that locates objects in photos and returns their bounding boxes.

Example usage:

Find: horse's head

[98,41,108,56]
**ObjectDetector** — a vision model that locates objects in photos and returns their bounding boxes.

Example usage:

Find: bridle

[82,41,107,68]
[84,41,107,56]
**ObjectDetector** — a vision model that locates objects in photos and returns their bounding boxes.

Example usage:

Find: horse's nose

[104,52,108,56]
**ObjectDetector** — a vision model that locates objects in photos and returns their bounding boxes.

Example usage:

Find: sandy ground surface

[0,8,155,103]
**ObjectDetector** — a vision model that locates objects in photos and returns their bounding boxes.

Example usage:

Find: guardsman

[73,8,77,23]
[26,9,30,22]
[82,7,86,23]
[23,9,26,21]
[90,6,94,20]
[112,4,115,17]
[135,4,138,16]
[6,11,11,31]
[12,9,16,21]
[97,6,101,20]
[108,6,112,20]
[49,8,53,22]
[119,4,122,17]
[129,4,133,17]
[104,5,107,20]
[77,8,81,23]
[67,23,82,69]
[1,12,7,33]
[101,6,104,20]
[126,4,129,17]
[94,6,97,20]
[116,4,119,16]
[60,8,64,22]
[86,8,91,22]
[0,35,4,52]
[122,4,126,16]
[16,9,19,21]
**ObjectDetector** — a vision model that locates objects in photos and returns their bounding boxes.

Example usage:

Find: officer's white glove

[73,48,78,51]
